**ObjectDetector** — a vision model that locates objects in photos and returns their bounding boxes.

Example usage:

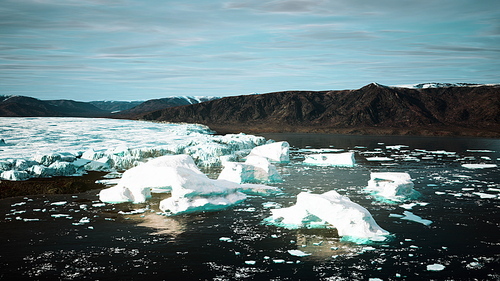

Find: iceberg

[248,141,290,163]
[218,156,282,184]
[303,152,355,167]
[99,154,279,214]
[264,191,389,241]
[366,172,416,202]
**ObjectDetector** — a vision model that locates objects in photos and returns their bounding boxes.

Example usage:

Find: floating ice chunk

[248,141,290,163]
[401,211,432,225]
[272,259,286,264]
[386,145,409,150]
[472,192,497,199]
[73,217,90,225]
[462,164,497,169]
[51,214,71,218]
[118,209,147,215]
[366,172,415,202]
[218,156,282,184]
[466,149,495,153]
[219,237,233,242]
[288,249,311,257]
[245,260,256,265]
[303,152,355,167]
[265,191,389,241]
[51,201,67,206]
[99,155,203,203]
[366,157,394,162]
[427,263,445,271]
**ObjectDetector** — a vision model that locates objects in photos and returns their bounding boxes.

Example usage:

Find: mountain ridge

[137,83,500,137]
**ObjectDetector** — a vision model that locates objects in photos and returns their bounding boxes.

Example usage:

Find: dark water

[1,134,499,280]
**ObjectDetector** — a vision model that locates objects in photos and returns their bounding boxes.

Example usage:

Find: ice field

[0,118,499,280]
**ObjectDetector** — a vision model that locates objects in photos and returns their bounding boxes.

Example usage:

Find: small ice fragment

[11,202,26,207]
[369,278,383,281]
[400,203,417,210]
[51,201,68,206]
[271,234,279,238]
[272,259,285,264]
[473,192,497,199]
[92,203,106,207]
[219,237,233,242]
[401,211,432,226]
[287,249,311,257]
[427,263,445,271]
[366,157,394,162]
[462,164,497,169]
[245,260,256,265]
[389,213,403,218]
[23,218,40,222]
[303,152,355,167]
[118,208,147,215]
[51,214,71,218]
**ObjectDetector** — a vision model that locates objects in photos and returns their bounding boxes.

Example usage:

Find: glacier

[0,118,267,181]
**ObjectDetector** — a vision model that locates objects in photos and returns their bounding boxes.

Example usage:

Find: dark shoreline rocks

[0,171,107,199]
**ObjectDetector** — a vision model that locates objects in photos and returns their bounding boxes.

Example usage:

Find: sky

[1,0,499,101]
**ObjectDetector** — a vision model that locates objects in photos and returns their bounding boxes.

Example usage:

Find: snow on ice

[264,191,389,242]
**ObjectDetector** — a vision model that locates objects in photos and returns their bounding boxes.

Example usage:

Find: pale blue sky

[1,0,499,101]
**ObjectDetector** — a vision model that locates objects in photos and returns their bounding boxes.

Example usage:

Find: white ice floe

[366,157,394,162]
[366,172,416,202]
[400,211,432,226]
[218,156,282,184]
[461,164,497,169]
[427,263,445,271]
[303,152,356,167]
[287,249,311,257]
[0,117,267,181]
[264,191,389,241]
[248,141,290,163]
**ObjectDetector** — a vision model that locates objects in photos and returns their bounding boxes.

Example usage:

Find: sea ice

[426,263,445,271]
[264,191,389,241]
[217,156,282,184]
[366,172,416,202]
[366,157,394,162]
[248,141,290,163]
[0,118,268,181]
[302,152,355,167]
[461,164,497,169]
[400,211,432,226]
[287,249,311,257]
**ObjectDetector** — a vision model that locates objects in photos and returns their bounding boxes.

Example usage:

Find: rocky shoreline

[0,171,107,199]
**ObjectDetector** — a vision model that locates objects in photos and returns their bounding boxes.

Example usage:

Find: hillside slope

[138,83,500,137]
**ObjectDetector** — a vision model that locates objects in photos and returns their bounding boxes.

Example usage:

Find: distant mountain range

[0,96,219,118]
[136,83,500,137]
[1,83,498,137]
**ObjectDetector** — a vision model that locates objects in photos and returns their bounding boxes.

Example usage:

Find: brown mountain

[112,96,219,118]
[0,96,108,117]
[137,83,500,137]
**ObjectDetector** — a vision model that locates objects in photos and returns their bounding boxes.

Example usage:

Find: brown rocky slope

[137,83,500,137]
